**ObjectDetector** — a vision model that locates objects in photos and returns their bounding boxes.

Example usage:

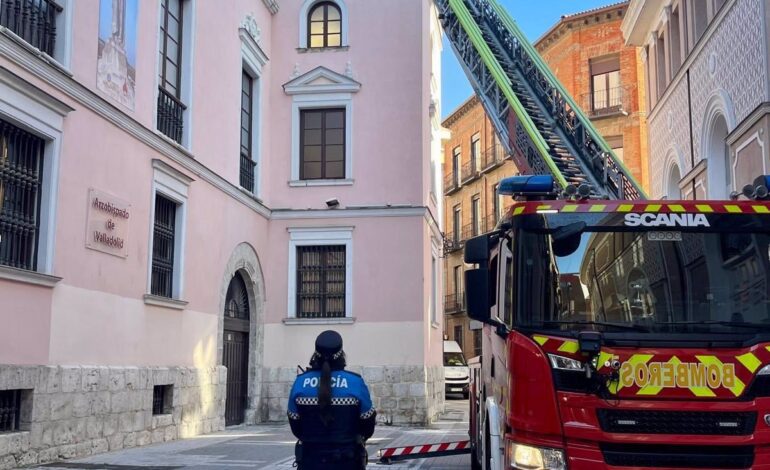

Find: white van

[443,340,470,398]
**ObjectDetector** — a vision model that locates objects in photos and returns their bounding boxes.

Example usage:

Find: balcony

[445,293,465,314]
[0,0,62,57]
[444,172,461,195]
[580,85,630,118]
[157,87,186,144]
[461,159,480,183]
[444,231,463,253]
[240,153,256,192]
[481,143,508,171]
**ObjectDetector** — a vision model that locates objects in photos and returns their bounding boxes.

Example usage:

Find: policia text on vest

[288,331,377,470]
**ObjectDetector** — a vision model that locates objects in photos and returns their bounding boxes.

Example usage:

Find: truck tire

[484,420,492,470]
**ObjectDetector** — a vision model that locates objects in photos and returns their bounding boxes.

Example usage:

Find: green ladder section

[438,0,646,200]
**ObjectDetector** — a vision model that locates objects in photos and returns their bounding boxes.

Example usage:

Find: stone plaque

[86,189,130,258]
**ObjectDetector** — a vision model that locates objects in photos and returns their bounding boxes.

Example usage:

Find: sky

[441,0,623,118]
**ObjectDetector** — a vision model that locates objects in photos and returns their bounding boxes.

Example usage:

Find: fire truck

[463,175,770,469]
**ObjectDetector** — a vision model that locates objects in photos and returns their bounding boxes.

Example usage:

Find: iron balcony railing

[444,231,463,253]
[445,293,466,314]
[481,143,508,170]
[444,171,461,195]
[0,0,62,57]
[157,87,186,144]
[239,153,255,192]
[461,159,481,182]
[580,85,629,118]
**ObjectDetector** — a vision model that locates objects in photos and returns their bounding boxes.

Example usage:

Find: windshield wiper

[655,320,770,330]
[542,320,651,332]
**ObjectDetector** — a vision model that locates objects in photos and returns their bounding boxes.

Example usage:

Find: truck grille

[600,443,753,469]
[597,409,756,435]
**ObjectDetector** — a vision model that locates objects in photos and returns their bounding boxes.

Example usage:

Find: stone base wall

[0,365,226,470]
[262,365,445,425]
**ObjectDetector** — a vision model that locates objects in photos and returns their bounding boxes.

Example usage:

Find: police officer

[287,330,376,469]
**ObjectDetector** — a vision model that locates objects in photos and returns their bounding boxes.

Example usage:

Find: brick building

[535,1,649,191]
[442,1,648,360]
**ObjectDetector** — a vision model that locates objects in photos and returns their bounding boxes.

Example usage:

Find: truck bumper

[444,382,469,394]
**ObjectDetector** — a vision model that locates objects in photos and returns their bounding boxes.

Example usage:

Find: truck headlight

[507,441,566,470]
[548,354,584,371]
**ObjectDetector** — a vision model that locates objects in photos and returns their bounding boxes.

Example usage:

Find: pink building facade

[0,0,445,466]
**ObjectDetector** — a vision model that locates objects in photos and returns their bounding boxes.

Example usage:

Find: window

[471,194,481,236]
[431,252,438,324]
[157,0,186,143]
[656,32,667,98]
[0,390,21,432]
[151,194,177,298]
[288,227,353,319]
[240,70,255,191]
[471,134,480,172]
[692,0,708,44]
[297,245,346,318]
[308,2,341,48]
[453,205,461,243]
[0,0,63,57]
[590,55,621,112]
[453,265,462,297]
[300,108,345,180]
[152,385,173,415]
[454,325,463,350]
[493,183,501,222]
[0,119,45,271]
[606,135,624,161]
[473,329,482,357]
[452,147,461,186]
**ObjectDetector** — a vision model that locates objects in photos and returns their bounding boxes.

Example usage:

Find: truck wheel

[471,446,482,470]
[484,420,492,470]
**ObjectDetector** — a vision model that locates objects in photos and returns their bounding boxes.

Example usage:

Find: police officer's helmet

[315,330,343,360]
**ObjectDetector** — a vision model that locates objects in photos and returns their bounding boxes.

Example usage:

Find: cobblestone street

[30,399,470,470]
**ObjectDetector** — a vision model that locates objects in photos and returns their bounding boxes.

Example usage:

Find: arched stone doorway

[218,243,265,425]
[223,272,250,426]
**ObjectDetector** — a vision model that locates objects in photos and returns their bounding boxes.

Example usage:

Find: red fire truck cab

[464,175,770,470]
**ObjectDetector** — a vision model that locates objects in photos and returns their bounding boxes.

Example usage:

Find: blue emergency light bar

[498,175,554,196]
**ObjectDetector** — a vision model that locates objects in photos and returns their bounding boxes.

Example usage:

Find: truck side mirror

[464,234,490,265]
[465,268,491,323]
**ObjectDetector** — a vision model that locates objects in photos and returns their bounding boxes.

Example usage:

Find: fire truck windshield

[513,212,770,333]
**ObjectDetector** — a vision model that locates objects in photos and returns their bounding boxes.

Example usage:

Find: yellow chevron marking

[598,351,613,369]
[616,354,654,393]
[645,204,662,212]
[696,355,745,397]
[725,205,742,213]
[537,205,552,211]
[533,335,549,346]
[589,205,606,212]
[513,206,525,216]
[637,356,680,396]
[737,352,761,373]
[753,205,770,214]
[617,204,634,212]
[696,204,714,212]
[668,204,686,212]
[558,340,579,354]
[561,205,578,212]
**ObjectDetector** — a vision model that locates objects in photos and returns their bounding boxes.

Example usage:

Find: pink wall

[0,0,441,368]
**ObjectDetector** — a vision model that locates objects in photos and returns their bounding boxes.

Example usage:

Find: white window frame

[0,68,72,277]
[287,227,353,319]
[240,27,268,197]
[146,160,192,303]
[298,0,349,49]
[153,0,196,149]
[284,67,360,186]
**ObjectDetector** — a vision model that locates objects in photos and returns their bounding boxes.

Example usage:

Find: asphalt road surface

[33,398,471,470]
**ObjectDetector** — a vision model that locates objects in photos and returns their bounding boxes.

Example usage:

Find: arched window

[308,2,342,48]
[667,163,682,199]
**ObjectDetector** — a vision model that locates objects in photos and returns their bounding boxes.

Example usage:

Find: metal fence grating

[156,87,185,144]
[0,119,44,271]
[297,245,345,318]
[0,390,20,432]
[151,195,176,298]
[0,0,62,56]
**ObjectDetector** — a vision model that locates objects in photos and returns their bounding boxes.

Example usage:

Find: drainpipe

[686,69,697,200]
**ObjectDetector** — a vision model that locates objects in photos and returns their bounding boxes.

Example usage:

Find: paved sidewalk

[29,399,471,470]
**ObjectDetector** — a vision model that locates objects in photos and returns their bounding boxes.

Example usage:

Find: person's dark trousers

[295,442,366,469]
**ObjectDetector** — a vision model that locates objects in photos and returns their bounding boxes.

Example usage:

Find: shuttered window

[300,109,345,180]
[297,245,346,318]
[151,195,177,298]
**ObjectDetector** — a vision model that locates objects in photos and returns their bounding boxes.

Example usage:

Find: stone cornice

[262,0,279,14]
[442,95,480,128]
[535,2,628,52]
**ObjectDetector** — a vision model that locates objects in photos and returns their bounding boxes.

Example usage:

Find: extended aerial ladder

[436,0,646,200]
